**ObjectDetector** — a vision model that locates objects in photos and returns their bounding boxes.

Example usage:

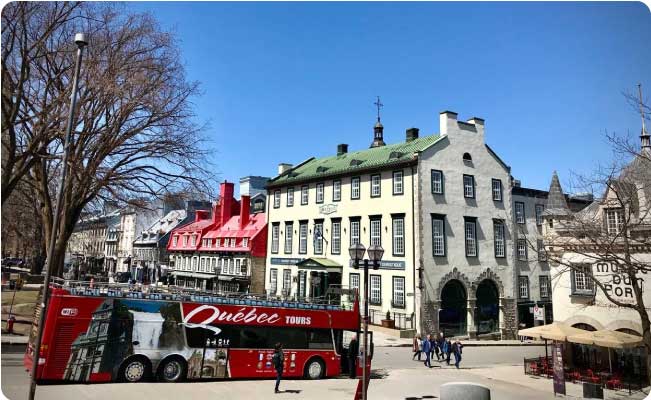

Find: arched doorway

[475,280,499,334]
[439,279,467,337]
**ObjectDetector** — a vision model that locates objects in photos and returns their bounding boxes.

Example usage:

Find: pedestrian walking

[433,336,440,361]
[272,342,284,393]
[412,333,423,361]
[349,336,359,378]
[422,334,432,368]
[429,334,437,361]
[453,340,463,369]
[444,339,452,365]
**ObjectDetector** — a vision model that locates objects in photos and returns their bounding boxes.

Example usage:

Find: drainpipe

[411,164,418,333]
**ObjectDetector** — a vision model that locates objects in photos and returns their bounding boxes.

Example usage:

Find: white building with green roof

[265,111,521,338]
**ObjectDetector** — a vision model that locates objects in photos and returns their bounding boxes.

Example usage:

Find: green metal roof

[269,134,443,186]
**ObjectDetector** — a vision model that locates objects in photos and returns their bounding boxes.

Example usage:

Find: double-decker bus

[25,280,370,383]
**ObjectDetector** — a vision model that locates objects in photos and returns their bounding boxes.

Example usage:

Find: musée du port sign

[594,261,646,305]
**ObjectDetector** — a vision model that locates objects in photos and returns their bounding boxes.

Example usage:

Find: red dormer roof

[200,213,267,257]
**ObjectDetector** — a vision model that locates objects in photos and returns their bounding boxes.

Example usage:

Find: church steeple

[638,84,650,153]
[370,96,386,148]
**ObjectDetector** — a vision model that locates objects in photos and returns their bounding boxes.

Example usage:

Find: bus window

[240,327,268,348]
[308,329,333,349]
[268,328,307,349]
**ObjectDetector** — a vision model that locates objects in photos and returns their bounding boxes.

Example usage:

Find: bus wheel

[304,357,325,379]
[119,356,151,383]
[158,357,187,383]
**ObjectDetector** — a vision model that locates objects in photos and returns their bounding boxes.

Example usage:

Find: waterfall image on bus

[24,283,369,383]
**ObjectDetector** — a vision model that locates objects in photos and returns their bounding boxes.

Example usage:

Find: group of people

[412,332,463,369]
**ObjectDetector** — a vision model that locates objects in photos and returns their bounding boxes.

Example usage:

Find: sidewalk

[371,328,547,347]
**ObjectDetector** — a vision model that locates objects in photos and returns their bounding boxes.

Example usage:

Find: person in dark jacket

[453,340,463,369]
[444,339,452,365]
[272,343,284,393]
[348,336,359,378]
[422,334,432,368]
[432,335,440,361]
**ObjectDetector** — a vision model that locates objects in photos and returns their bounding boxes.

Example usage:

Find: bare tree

[3,3,216,277]
[526,99,651,384]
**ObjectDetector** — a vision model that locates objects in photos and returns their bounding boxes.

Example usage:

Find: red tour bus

[25,281,370,383]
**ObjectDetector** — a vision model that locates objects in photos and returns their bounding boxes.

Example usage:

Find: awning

[217,275,235,282]
[295,257,343,273]
[517,322,589,341]
[566,329,643,349]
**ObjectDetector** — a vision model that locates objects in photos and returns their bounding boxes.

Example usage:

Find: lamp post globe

[348,243,366,264]
[367,244,384,263]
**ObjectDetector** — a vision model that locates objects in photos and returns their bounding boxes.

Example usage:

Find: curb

[378,342,546,348]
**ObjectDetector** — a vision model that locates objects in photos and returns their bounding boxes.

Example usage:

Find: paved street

[2,346,648,400]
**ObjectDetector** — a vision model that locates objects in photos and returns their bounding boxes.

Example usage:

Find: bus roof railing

[47,277,358,312]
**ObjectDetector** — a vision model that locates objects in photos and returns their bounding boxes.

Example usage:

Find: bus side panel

[226,349,340,378]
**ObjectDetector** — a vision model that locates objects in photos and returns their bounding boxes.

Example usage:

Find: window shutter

[570,269,576,295]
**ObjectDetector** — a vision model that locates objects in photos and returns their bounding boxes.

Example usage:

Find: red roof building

[167,181,268,293]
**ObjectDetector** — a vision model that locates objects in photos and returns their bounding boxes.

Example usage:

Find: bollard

[440,382,491,400]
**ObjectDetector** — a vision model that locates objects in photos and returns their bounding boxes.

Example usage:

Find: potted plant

[381,310,395,329]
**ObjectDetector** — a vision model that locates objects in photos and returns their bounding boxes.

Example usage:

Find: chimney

[406,128,419,142]
[195,210,209,222]
[337,144,348,156]
[278,163,293,175]
[439,111,458,136]
[514,179,522,188]
[240,195,250,227]
[467,117,485,136]
[219,181,235,225]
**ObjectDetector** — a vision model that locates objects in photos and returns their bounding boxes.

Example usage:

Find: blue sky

[128,1,650,194]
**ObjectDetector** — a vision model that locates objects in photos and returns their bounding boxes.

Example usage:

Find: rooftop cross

[374,96,383,123]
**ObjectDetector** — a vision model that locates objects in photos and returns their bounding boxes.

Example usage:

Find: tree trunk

[638,306,651,386]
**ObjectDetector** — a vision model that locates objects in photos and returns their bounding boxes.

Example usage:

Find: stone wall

[249,256,266,294]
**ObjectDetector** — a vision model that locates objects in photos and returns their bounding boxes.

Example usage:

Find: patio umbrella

[566,329,643,373]
[518,322,590,360]
[518,322,589,341]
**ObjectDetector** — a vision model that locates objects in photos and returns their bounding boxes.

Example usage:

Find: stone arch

[605,319,643,335]
[436,267,472,301]
[472,268,505,298]
[564,315,605,331]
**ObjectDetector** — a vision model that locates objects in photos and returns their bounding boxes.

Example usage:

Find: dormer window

[605,208,625,235]
[463,153,472,162]
[350,159,363,167]
[242,238,249,248]
[183,235,188,246]
[215,238,220,247]
[172,236,178,246]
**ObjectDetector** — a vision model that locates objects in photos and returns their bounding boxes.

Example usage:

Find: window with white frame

[183,235,188,246]
[535,204,544,226]
[517,238,527,261]
[217,258,223,274]
[351,177,360,199]
[215,238,220,247]
[349,273,360,294]
[371,175,381,197]
[273,190,280,208]
[392,276,405,307]
[200,258,206,272]
[431,170,443,194]
[465,219,477,257]
[331,220,341,254]
[301,185,309,205]
[271,223,280,254]
[298,271,307,298]
[463,175,475,198]
[287,187,294,207]
[242,238,248,248]
[284,222,293,254]
[606,208,625,235]
[230,238,236,247]
[235,259,241,275]
[515,202,525,224]
[314,221,324,254]
[539,275,550,298]
[392,216,404,256]
[192,257,197,270]
[572,264,594,294]
[518,276,529,299]
[370,217,381,246]
[333,180,341,202]
[270,268,278,294]
[283,269,291,295]
[393,171,403,195]
[316,183,324,204]
[432,215,445,256]
[492,179,502,201]
[370,275,381,304]
[537,239,546,261]
[494,220,505,258]
[172,236,178,246]
[191,235,196,246]
[299,222,308,254]
[211,258,216,273]
[350,219,360,246]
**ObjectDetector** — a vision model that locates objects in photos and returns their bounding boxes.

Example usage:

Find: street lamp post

[28,33,88,400]
[349,243,384,400]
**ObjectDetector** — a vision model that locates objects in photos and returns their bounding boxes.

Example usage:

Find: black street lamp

[349,242,384,400]
[28,33,88,400]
